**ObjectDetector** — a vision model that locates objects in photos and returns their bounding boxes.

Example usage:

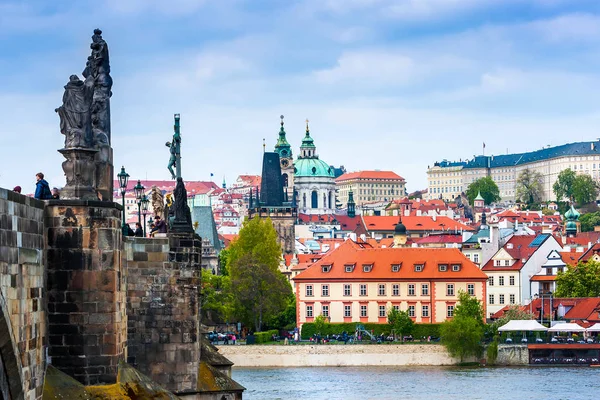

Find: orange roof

[564,298,600,321]
[560,251,579,266]
[362,215,474,232]
[335,170,405,182]
[530,275,557,282]
[293,240,487,282]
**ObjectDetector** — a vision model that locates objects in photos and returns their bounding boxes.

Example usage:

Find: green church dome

[294,158,335,178]
[565,204,580,221]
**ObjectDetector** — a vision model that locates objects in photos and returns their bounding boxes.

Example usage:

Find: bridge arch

[0,293,23,400]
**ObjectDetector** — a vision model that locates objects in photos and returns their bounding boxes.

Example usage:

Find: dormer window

[322,265,331,273]
[414,264,424,272]
[438,264,448,272]
[452,264,461,272]
[363,264,373,273]
[391,264,401,272]
[345,264,355,273]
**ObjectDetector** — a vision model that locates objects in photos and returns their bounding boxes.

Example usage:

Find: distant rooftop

[433,140,600,169]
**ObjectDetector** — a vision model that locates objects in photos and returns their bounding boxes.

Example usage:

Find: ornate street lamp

[133,180,145,227]
[141,194,149,237]
[117,166,130,236]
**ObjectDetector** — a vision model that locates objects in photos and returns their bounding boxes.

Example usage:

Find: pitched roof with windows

[482,234,555,271]
[335,170,405,182]
[293,240,487,281]
[362,215,474,233]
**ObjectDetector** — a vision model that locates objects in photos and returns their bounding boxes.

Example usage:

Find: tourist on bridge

[34,172,52,200]
[134,222,143,237]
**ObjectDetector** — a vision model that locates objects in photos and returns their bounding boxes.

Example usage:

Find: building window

[344,305,351,318]
[408,305,415,317]
[473,254,479,263]
[546,268,553,276]
[360,284,367,296]
[499,276,504,286]
[408,284,415,296]
[363,264,372,272]
[422,305,429,318]
[391,264,401,272]
[306,305,313,317]
[489,294,495,305]
[393,305,400,311]
[447,305,454,318]
[414,264,424,272]
[504,260,510,266]
[422,284,429,296]
[360,305,367,317]
[379,305,386,318]
[345,265,354,273]
[447,284,455,296]
[322,265,331,273]
[467,284,475,296]
[489,276,494,286]
[452,264,461,272]
[343,284,351,296]
[306,285,313,297]
[438,264,448,272]
[311,190,318,208]
[509,276,514,285]
[378,284,386,296]
[322,305,329,317]
[510,294,516,304]
[392,284,400,296]
[499,294,505,304]
[322,285,329,297]
[495,260,501,266]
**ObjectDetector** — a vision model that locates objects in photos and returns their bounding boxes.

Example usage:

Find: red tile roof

[362,215,474,233]
[558,231,600,246]
[560,251,580,266]
[293,240,487,282]
[416,234,463,244]
[335,170,405,182]
[481,235,547,271]
[112,180,219,194]
[564,298,600,321]
[530,275,557,282]
[335,215,368,235]
[298,214,337,223]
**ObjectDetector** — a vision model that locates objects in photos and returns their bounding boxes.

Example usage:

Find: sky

[2,0,600,193]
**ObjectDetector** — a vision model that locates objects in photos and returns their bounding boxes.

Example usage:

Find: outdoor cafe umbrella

[547,322,586,332]
[497,320,548,332]
[586,323,600,332]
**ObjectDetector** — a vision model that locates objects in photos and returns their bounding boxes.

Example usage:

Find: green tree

[487,304,535,337]
[553,168,576,201]
[200,269,232,324]
[440,316,484,362]
[516,169,544,206]
[440,291,484,362]
[572,174,599,205]
[387,308,414,340]
[313,314,329,335]
[266,293,296,330]
[227,217,292,331]
[218,248,230,276]
[555,261,600,297]
[579,212,600,232]
[465,177,501,206]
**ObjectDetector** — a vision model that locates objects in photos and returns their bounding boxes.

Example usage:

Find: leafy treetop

[465,176,500,206]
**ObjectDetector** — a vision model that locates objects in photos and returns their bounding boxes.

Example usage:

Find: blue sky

[2,0,600,193]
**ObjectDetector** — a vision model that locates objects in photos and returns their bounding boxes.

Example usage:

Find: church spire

[274,114,292,159]
[300,118,316,158]
[347,189,356,218]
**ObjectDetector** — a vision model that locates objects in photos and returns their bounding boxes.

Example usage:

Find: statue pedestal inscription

[59,147,98,200]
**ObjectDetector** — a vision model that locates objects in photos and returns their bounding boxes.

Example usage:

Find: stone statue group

[55,29,114,201]
[56,28,112,150]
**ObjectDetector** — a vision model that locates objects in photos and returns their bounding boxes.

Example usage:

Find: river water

[233,366,598,400]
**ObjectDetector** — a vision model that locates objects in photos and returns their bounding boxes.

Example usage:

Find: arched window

[311,191,318,208]
[282,174,288,188]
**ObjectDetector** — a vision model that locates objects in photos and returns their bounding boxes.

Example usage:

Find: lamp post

[117,166,130,236]
[133,180,145,227]
[141,194,149,237]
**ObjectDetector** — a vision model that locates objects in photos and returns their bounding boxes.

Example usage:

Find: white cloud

[105,0,208,15]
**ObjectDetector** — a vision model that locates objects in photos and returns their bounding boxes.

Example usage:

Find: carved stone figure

[172,178,192,231]
[150,186,165,219]
[84,28,112,145]
[55,75,94,149]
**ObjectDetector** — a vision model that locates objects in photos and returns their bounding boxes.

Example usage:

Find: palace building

[293,240,488,330]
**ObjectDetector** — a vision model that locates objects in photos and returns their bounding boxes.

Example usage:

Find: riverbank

[218,344,466,367]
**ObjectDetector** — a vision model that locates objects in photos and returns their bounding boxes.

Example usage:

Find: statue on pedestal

[165,114,192,233]
[55,29,114,201]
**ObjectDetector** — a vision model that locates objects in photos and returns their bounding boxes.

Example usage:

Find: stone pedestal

[58,148,99,200]
[95,144,114,202]
[44,200,126,385]
[125,233,201,394]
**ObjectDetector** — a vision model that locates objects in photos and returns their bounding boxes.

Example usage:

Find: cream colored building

[428,141,600,202]
[293,240,488,330]
[336,170,406,208]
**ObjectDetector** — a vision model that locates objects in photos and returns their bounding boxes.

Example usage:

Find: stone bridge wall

[0,188,46,400]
